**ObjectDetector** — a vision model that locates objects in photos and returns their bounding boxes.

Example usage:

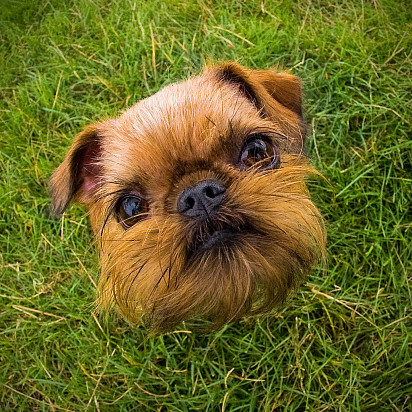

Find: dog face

[50,63,326,332]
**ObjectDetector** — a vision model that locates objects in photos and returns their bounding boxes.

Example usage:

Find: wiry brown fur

[50,62,326,332]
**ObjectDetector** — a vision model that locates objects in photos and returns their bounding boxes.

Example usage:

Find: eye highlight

[239,134,280,170]
[116,194,149,229]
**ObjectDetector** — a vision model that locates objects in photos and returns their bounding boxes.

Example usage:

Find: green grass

[0,0,411,410]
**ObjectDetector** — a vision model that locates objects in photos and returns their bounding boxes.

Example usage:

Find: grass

[0,0,411,410]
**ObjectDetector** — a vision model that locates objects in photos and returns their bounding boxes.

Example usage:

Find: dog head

[50,62,326,332]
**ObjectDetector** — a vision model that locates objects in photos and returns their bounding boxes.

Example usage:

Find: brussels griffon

[50,62,326,332]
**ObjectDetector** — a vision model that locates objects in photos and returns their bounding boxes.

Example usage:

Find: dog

[50,62,326,332]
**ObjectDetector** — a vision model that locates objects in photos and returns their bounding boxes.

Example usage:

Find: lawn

[0,0,411,410]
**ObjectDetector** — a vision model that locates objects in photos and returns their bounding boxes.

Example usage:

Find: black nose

[177,179,226,220]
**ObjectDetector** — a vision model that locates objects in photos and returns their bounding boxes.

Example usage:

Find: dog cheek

[228,168,326,268]
[95,217,187,321]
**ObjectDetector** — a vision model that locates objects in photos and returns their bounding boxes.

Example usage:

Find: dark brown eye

[116,195,149,229]
[239,135,280,170]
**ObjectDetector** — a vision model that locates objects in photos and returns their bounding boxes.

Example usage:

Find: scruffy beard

[94,158,326,332]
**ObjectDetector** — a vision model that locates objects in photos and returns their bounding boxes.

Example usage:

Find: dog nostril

[205,187,216,198]
[186,196,195,209]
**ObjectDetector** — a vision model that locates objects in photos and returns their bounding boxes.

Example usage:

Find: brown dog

[50,62,326,332]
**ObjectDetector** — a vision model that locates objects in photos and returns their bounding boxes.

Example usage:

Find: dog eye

[116,195,149,229]
[239,135,280,169]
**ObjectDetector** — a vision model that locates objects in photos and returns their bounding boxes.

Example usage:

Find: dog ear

[50,123,103,215]
[213,62,303,117]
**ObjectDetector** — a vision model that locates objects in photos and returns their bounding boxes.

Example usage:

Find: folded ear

[50,123,103,215]
[211,62,303,117]
[251,69,303,116]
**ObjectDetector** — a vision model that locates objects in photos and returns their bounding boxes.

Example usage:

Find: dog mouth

[198,226,238,251]
[189,223,240,254]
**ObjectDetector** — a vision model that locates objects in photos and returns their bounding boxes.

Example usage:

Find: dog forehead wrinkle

[125,76,254,138]
[100,73,298,197]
